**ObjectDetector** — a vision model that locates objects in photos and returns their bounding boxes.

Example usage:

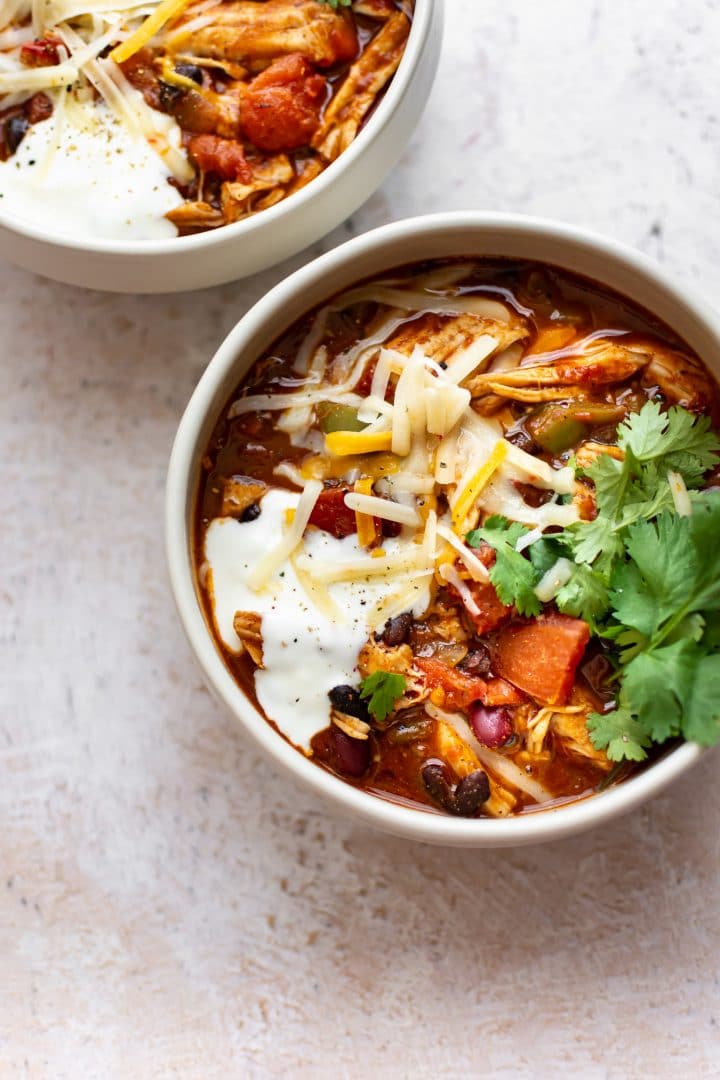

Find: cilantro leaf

[681,651,720,745]
[620,641,694,742]
[466,515,541,616]
[555,563,610,629]
[565,402,720,582]
[316,0,351,6]
[608,514,695,640]
[619,401,720,485]
[359,671,406,723]
[587,706,653,762]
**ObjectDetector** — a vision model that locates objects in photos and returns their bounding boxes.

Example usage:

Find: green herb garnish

[317,0,351,7]
[468,402,720,761]
[465,516,541,616]
[359,671,407,723]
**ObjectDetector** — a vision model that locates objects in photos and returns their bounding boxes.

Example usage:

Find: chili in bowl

[0,0,440,291]
[166,212,720,846]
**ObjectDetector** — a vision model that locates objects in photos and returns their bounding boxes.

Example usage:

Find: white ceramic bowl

[166,211,720,846]
[0,0,441,293]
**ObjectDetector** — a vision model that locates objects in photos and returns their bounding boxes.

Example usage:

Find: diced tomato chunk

[416,656,525,712]
[482,677,525,706]
[240,54,326,152]
[20,37,61,67]
[120,48,161,110]
[308,486,357,539]
[465,579,513,635]
[308,484,401,540]
[494,613,591,705]
[187,134,251,182]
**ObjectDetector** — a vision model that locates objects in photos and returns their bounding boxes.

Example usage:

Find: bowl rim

[0,0,434,256]
[166,210,718,845]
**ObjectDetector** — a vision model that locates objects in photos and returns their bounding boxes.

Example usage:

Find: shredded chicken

[221,155,294,221]
[644,346,718,411]
[167,0,357,67]
[311,10,410,161]
[386,313,528,370]
[221,475,268,517]
[233,611,264,666]
[574,441,626,470]
[468,343,653,398]
[165,201,225,230]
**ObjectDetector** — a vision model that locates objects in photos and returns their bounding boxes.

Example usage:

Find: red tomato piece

[494,613,591,705]
[466,579,513,636]
[482,677,525,707]
[308,485,401,540]
[187,134,251,182]
[240,54,327,152]
[416,657,525,712]
[416,656,487,712]
[308,487,357,539]
[20,37,61,67]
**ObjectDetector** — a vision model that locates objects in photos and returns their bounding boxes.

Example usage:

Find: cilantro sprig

[467,402,720,762]
[587,494,720,759]
[466,516,541,616]
[566,402,720,575]
[359,671,407,723]
[316,0,351,7]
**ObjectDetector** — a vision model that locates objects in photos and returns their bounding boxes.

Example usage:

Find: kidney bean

[331,728,370,777]
[469,702,514,748]
[381,613,413,647]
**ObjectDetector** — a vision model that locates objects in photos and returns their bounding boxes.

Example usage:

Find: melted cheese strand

[451,440,508,531]
[439,562,480,617]
[248,480,322,591]
[110,0,191,63]
[436,523,489,582]
[344,492,422,527]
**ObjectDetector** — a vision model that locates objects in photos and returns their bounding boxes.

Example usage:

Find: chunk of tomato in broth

[494,613,591,706]
[187,134,251,181]
[240,55,328,152]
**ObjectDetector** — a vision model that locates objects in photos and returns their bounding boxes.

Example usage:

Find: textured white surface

[2,1,720,1076]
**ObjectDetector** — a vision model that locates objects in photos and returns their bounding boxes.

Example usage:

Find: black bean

[240,502,261,523]
[453,770,490,816]
[381,612,413,646]
[175,62,204,85]
[328,685,370,723]
[6,115,28,155]
[158,81,185,111]
[458,644,492,678]
[421,761,456,813]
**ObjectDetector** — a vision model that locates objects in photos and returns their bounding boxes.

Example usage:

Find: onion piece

[668,470,692,517]
[534,558,576,602]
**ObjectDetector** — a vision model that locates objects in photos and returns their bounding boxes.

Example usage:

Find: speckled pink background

[2,1,720,1075]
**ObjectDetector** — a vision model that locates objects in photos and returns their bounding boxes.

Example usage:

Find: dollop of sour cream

[204,489,431,751]
[0,97,183,241]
